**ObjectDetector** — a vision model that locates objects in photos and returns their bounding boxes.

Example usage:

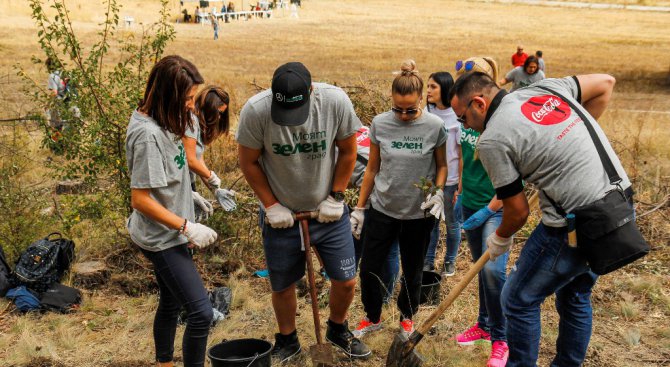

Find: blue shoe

[320,268,329,281]
[253,269,269,278]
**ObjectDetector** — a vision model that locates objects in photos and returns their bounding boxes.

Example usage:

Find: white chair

[123,15,134,27]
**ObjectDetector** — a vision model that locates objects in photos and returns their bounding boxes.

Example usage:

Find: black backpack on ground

[0,245,13,297]
[40,283,82,313]
[14,233,75,293]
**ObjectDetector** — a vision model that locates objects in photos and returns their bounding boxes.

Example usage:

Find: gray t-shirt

[126,110,195,251]
[478,77,631,227]
[506,67,546,91]
[47,71,67,99]
[184,114,205,184]
[369,110,447,220]
[538,58,546,73]
[236,83,361,212]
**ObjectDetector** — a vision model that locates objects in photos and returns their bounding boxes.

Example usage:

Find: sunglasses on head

[455,60,476,73]
[391,106,420,116]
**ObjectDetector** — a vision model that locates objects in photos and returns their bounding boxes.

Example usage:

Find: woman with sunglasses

[126,55,218,367]
[453,57,510,367]
[499,55,545,92]
[350,60,447,337]
[422,71,462,277]
[183,86,237,219]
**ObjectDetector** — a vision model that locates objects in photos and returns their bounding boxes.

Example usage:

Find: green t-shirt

[460,126,496,210]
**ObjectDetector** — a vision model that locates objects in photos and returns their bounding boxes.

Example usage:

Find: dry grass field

[0,0,669,366]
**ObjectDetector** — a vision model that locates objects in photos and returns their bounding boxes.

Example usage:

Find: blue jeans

[462,205,507,342]
[424,184,462,267]
[142,245,213,367]
[502,223,598,367]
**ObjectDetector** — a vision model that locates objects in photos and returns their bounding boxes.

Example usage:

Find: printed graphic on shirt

[460,128,478,149]
[174,144,186,169]
[391,136,424,154]
[271,130,328,160]
[521,94,571,126]
[356,127,370,147]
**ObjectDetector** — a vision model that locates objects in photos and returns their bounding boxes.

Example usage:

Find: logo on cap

[521,95,571,125]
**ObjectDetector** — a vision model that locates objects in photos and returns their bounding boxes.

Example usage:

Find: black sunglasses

[391,106,420,116]
[456,95,482,124]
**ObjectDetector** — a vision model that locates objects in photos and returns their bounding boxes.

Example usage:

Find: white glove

[420,189,445,221]
[207,171,221,190]
[192,191,213,219]
[486,231,513,261]
[184,221,218,249]
[265,202,294,229]
[316,196,344,223]
[350,207,365,240]
[215,188,237,212]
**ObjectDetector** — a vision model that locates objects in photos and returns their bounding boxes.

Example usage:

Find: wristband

[179,218,187,234]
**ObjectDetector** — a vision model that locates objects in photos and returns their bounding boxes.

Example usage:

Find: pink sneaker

[455,322,491,346]
[487,341,509,367]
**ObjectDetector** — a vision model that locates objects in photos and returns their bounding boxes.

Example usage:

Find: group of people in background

[122,40,632,367]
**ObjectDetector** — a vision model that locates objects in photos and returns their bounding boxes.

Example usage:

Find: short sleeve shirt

[47,71,67,99]
[236,83,361,212]
[125,110,194,251]
[184,114,205,184]
[460,126,496,210]
[506,67,546,91]
[369,110,447,220]
[477,77,631,227]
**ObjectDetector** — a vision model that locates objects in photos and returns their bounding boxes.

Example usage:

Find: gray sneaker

[442,261,456,277]
[423,263,435,272]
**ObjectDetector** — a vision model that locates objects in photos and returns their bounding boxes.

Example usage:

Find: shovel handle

[416,250,491,336]
[294,211,319,221]
[300,216,325,345]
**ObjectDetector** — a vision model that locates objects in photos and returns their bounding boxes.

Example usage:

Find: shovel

[386,250,491,367]
[296,211,336,367]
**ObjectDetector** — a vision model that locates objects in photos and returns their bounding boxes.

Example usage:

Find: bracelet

[179,218,188,234]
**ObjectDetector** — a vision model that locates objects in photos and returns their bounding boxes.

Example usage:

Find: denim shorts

[261,206,356,292]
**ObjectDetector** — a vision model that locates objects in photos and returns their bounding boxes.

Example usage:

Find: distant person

[209,13,219,40]
[422,71,462,277]
[227,2,236,20]
[351,60,447,339]
[126,55,217,367]
[194,6,202,23]
[536,50,545,72]
[220,4,229,22]
[511,44,528,67]
[237,62,370,362]
[182,9,192,23]
[499,56,545,92]
[290,3,299,18]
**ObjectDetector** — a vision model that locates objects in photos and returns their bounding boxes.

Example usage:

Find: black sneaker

[271,331,301,363]
[442,261,456,277]
[325,320,371,358]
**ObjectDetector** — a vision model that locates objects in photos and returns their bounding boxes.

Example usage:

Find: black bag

[0,245,13,297]
[40,283,82,313]
[14,232,76,292]
[538,86,650,275]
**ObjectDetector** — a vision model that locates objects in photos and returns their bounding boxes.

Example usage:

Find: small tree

[18,0,175,215]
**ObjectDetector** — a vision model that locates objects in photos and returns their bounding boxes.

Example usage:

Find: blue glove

[453,194,463,224]
[462,206,495,230]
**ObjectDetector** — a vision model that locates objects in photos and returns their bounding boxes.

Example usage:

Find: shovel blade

[310,344,335,367]
[386,333,424,367]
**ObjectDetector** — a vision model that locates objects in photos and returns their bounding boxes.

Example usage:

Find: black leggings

[142,245,212,367]
[359,207,434,322]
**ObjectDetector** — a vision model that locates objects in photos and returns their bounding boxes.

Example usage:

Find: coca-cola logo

[356,127,370,147]
[521,95,571,125]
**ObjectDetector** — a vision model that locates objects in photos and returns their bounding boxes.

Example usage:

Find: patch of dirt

[18,357,67,367]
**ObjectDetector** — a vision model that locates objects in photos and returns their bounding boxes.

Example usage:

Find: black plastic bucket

[419,270,442,305]
[207,339,272,367]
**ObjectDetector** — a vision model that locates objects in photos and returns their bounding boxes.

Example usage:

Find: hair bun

[400,59,418,75]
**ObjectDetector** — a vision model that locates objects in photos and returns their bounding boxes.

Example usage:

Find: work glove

[192,191,214,220]
[350,207,365,240]
[453,194,463,224]
[420,189,445,221]
[215,188,237,212]
[207,171,221,191]
[316,196,344,223]
[486,231,513,261]
[265,202,294,228]
[184,221,218,249]
[462,206,496,230]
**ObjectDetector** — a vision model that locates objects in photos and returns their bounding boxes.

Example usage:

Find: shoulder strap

[536,85,621,186]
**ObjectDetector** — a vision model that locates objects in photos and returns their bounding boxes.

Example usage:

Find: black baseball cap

[271,62,312,126]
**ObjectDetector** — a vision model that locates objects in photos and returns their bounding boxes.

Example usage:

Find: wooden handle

[301,219,324,345]
[416,250,491,335]
[294,211,319,221]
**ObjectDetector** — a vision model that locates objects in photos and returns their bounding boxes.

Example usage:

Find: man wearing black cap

[236,62,370,361]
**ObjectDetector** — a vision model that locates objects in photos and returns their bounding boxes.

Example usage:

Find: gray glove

[316,196,344,223]
[184,221,218,248]
[486,231,513,261]
[265,202,294,229]
[215,188,237,212]
[349,207,365,240]
[420,189,445,221]
[192,191,213,220]
[207,171,221,191]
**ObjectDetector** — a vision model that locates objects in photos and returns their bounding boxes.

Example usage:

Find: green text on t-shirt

[391,136,424,154]
[271,130,328,160]
[174,144,186,169]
